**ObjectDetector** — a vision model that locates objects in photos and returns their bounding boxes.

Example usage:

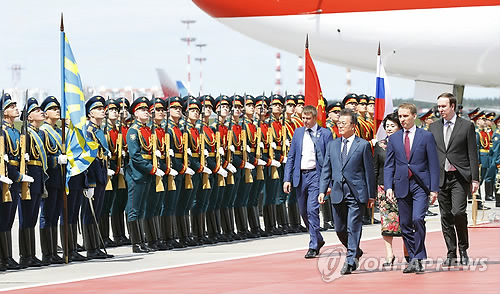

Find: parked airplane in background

[192,0,500,102]
[156,68,192,98]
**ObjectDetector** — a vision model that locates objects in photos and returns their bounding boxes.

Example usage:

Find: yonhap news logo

[317,247,488,282]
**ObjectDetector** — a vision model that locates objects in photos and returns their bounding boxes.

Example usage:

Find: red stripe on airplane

[193,0,499,18]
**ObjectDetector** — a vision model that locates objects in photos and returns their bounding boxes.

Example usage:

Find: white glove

[270,160,281,168]
[155,169,165,177]
[371,138,378,145]
[169,169,178,176]
[108,152,112,158]
[24,153,29,162]
[282,157,288,164]
[217,168,228,178]
[0,176,13,185]
[57,154,68,165]
[3,154,8,162]
[21,174,34,183]
[204,149,209,156]
[187,148,192,156]
[244,162,255,170]
[202,166,212,174]
[84,187,95,199]
[260,142,264,149]
[122,150,126,158]
[229,145,235,152]
[185,167,195,176]
[270,142,277,149]
[119,168,124,175]
[285,139,290,147]
[155,150,162,158]
[218,147,225,155]
[227,163,237,173]
[107,169,115,177]
[257,159,267,166]
[169,149,174,157]
[246,145,251,153]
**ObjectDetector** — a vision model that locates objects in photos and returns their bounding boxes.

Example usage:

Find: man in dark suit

[319,109,375,275]
[384,103,440,274]
[284,105,332,259]
[428,93,479,266]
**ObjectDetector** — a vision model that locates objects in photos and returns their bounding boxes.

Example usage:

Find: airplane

[192,0,500,103]
[156,68,192,98]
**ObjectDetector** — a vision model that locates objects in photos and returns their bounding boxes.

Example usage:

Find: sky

[1,0,499,102]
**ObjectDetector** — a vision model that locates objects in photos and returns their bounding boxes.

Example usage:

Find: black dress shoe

[87,250,107,260]
[425,210,438,217]
[415,260,425,274]
[304,249,318,259]
[317,240,325,253]
[477,202,491,210]
[442,257,458,266]
[383,256,396,267]
[319,227,327,232]
[69,251,88,262]
[460,250,469,265]
[132,244,149,253]
[7,257,24,269]
[485,195,495,201]
[340,263,354,275]
[403,261,417,273]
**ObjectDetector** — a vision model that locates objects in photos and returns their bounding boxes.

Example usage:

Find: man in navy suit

[319,109,375,275]
[384,103,440,274]
[284,105,332,258]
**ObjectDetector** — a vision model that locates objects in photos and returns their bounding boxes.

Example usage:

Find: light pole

[181,20,196,92]
[195,43,207,94]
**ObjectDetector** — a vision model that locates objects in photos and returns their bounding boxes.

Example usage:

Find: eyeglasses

[337,121,352,126]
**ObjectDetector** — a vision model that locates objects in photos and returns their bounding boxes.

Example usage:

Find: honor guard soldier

[190,95,217,244]
[210,95,233,241]
[326,102,342,139]
[219,95,246,240]
[82,96,114,259]
[356,94,374,141]
[0,93,33,270]
[342,94,361,137]
[233,94,260,239]
[292,94,305,126]
[143,97,169,251]
[110,97,131,246]
[467,107,480,122]
[174,96,198,247]
[263,94,286,235]
[39,96,65,264]
[100,99,120,248]
[161,96,189,248]
[474,111,491,209]
[484,112,496,201]
[18,97,48,267]
[126,97,160,253]
[367,96,375,123]
[489,115,500,206]
[418,109,435,130]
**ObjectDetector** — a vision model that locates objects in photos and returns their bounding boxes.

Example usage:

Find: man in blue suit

[284,105,332,258]
[319,109,375,275]
[384,103,440,274]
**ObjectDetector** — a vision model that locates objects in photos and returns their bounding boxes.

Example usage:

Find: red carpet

[5,224,500,294]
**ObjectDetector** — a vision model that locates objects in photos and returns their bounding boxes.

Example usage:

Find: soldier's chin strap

[85,190,108,256]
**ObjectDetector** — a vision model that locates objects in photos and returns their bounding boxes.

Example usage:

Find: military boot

[50,226,64,264]
[29,227,49,266]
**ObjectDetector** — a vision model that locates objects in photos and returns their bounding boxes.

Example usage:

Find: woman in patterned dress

[374,113,408,265]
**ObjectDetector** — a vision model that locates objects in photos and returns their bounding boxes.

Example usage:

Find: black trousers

[438,171,469,257]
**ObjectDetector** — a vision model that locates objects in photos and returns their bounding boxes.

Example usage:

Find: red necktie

[405,130,412,177]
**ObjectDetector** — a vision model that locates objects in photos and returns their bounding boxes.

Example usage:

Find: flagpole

[60,13,69,264]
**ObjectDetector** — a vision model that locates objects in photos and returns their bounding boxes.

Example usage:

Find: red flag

[304,35,326,127]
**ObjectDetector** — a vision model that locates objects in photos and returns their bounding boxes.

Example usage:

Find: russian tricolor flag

[375,44,393,141]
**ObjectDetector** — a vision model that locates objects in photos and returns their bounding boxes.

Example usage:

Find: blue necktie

[341,138,348,165]
[307,128,317,147]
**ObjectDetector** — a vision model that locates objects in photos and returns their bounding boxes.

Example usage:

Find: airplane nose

[192,0,316,18]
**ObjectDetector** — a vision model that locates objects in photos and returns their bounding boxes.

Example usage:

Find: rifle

[215,98,226,187]
[255,97,264,181]
[282,94,288,159]
[104,96,113,191]
[0,90,12,202]
[115,98,126,189]
[165,96,176,191]
[183,96,193,189]
[200,95,210,189]
[242,95,253,184]
[20,90,31,200]
[151,95,165,192]
[268,99,279,180]
[226,95,235,185]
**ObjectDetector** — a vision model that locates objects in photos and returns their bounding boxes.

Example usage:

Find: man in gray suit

[428,92,479,266]
[319,109,375,275]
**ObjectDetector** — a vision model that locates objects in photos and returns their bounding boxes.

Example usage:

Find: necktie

[444,121,453,171]
[341,138,348,165]
[404,130,412,177]
[307,128,317,147]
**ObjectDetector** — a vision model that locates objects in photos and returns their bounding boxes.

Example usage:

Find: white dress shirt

[300,124,318,170]
[402,125,417,150]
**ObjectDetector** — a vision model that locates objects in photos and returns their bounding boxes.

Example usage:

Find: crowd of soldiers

[0,91,498,271]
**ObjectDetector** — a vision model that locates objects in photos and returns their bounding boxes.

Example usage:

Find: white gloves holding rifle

[0,176,12,185]
[21,175,34,183]
[58,154,68,165]
[84,187,95,199]
[217,168,228,178]
[155,169,165,177]
[244,162,255,170]
[226,163,237,174]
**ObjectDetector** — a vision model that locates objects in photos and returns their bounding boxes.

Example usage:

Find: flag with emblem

[374,43,394,140]
[60,16,98,190]
[304,35,326,127]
